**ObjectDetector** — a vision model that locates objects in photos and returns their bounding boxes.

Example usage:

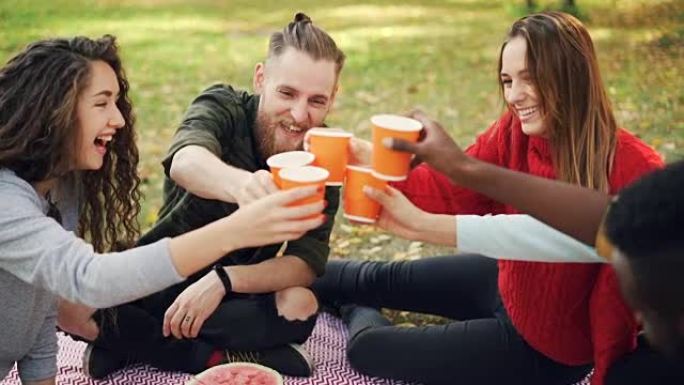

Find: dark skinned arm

[388,110,610,245]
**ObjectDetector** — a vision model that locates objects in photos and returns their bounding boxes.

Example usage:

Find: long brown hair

[498,11,617,192]
[0,35,140,252]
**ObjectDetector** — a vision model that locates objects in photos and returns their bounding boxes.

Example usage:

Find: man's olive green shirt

[138,84,339,277]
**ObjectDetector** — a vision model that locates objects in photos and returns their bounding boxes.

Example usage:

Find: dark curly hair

[0,35,141,252]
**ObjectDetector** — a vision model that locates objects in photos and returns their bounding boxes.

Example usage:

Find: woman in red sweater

[313,11,663,385]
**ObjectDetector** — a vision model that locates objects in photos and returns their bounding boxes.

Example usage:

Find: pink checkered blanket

[0,313,411,385]
[1,313,590,385]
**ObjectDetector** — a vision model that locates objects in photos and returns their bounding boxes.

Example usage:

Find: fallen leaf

[392,252,408,260]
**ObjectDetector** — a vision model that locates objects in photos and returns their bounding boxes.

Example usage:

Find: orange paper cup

[308,128,353,186]
[279,166,329,219]
[343,165,388,224]
[266,151,316,188]
[370,114,423,181]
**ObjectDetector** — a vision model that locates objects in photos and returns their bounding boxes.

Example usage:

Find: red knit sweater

[392,111,664,385]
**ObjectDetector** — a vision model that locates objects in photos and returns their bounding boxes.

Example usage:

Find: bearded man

[62,13,344,379]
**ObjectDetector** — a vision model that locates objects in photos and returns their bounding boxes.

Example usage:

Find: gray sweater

[0,169,183,382]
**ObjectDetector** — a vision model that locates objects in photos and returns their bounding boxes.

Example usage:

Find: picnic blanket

[1,312,590,385]
[0,313,412,385]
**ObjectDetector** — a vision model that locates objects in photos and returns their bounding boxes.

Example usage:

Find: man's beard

[254,112,306,160]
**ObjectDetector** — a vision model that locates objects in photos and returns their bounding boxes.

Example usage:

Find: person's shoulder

[0,169,43,214]
[610,129,664,191]
[193,84,253,108]
[614,129,663,166]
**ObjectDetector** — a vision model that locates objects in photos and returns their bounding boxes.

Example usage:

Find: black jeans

[312,255,591,385]
[93,277,316,374]
[605,335,684,385]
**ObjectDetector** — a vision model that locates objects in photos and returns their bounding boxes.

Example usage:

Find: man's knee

[201,295,317,350]
[275,287,319,322]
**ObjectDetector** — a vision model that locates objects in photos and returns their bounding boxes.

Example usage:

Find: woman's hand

[363,185,429,241]
[365,185,457,246]
[234,170,279,206]
[226,186,327,250]
[168,185,328,278]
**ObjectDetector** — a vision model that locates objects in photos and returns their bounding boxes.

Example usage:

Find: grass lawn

[2,0,682,322]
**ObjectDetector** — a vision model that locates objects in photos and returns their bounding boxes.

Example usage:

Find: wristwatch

[213,264,232,294]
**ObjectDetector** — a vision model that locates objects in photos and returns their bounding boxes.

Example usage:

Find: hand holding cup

[385,110,469,177]
[267,151,316,188]
[306,128,353,186]
[370,114,423,181]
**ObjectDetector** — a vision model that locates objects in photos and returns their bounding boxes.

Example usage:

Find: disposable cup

[266,151,316,188]
[308,127,353,186]
[370,114,423,181]
[343,165,388,223]
[279,166,329,219]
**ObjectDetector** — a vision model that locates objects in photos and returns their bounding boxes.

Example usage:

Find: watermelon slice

[186,363,284,385]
